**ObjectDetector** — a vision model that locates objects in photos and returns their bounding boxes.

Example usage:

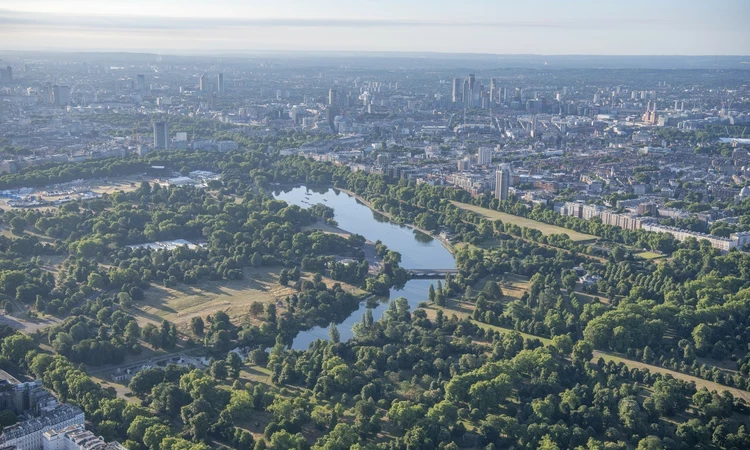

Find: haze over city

[1,0,750,54]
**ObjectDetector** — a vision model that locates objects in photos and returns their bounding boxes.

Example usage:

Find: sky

[1,0,749,55]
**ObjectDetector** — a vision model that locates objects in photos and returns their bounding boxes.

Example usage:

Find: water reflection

[273,186,455,350]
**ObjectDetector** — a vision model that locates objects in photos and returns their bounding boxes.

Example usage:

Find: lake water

[273,186,456,349]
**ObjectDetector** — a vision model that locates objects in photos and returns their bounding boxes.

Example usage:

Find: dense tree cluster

[1,147,750,449]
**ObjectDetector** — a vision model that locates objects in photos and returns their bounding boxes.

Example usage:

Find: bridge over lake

[407,268,459,279]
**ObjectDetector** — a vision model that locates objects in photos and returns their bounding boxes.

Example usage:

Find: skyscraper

[495,165,511,201]
[136,74,145,92]
[467,73,476,108]
[489,79,496,104]
[217,73,224,93]
[452,78,463,103]
[153,121,168,149]
[53,85,70,106]
[478,147,492,166]
[328,88,337,106]
[462,79,470,109]
[199,73,207,92]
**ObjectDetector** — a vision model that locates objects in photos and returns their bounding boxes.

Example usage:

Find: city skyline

[1,0,749,55]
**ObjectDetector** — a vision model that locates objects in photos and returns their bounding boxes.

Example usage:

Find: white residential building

[43,425,127,450]
[0,404,84,450]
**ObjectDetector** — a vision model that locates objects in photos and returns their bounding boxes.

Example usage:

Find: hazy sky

[1,0,749,55]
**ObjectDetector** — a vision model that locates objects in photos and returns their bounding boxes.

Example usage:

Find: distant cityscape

[3,53,748,251]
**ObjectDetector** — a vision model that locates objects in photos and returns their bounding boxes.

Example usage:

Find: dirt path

[592,351,750,402]
[424,301,750,401]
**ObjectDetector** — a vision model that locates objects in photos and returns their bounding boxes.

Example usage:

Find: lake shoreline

[273,185,455,349]
[333,187,456,256]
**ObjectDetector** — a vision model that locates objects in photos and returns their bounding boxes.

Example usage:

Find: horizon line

[1,49,749,58]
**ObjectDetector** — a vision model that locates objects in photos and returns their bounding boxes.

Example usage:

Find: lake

[273,186,455,349]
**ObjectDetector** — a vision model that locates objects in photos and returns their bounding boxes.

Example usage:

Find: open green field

[134,267,295,329]
[450,201,596,242]
[635,251,664,260]
[133,267,367,331]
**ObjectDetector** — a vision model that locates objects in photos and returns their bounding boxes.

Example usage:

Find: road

[86,346,203,376]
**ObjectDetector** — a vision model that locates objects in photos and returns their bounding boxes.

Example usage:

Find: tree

[312,423,358,450]
[552,335,573,355]
[190,317,205,336]
[124,321,141,343]
[188,411,212,440]
[266,304,277,323]
[651,379,689,416]
[328,323,340,344]
[618,397,642,431]
[129,368,165,396]
[572,340,594,364]
[387,400,424,430]
[142,323,160,348]
[10,216,26,235]
[143,424,171,450]
[250,302,265,317]
[612,246,626,262]
[117,292,133,308]
[210,360,228,380]
[87,272,105,289]
[538,435,560,450]
[279,270,289,286]
[227,352,243,379]
[160,320,174,348]
[482,281,503,300]
[127,416,160,442]
[636,436,665,450]
[1,333,35,364]
[267,430,306,450]
[151,383,189,414]
[692,324,712,355]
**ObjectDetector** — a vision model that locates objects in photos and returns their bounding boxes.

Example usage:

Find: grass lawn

[133,267,298,329]
[133,267,368,331]
[635,251,665,260]
[450,201,596,242]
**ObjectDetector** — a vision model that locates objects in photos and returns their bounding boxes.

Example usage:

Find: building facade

[43,425,127,450]
[495,165,510,200]
[0,405,85,450]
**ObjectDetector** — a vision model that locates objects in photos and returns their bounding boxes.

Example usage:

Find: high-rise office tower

[489,78,496,104]
[462,79,470,108]
[153,121,168,149]
[136,74,145,92]
[328,88,337,106]
[199,73,207,91]
[495,165,511,201]
[53,85,70,106]
[217,73,224,93]
[468,73,476,108]
[478,147,492,166]
[452,78,463,103]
